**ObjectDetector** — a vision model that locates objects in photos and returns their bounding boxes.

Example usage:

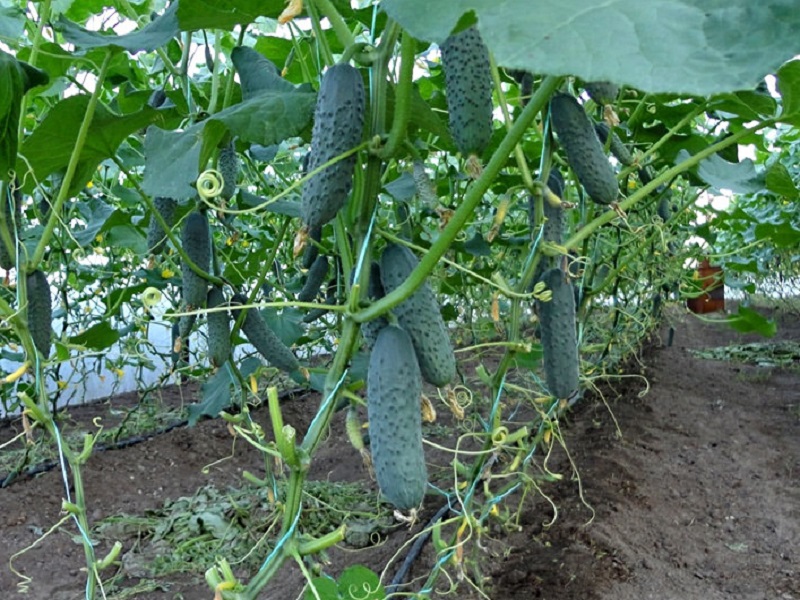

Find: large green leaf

[141,125,203,200]
[725,305,777,338]
[20,96,165,194]
[176,0,284,30]
[55,1,179,53]
[765,162,799,198]
[0,5,26,40]
[231,46,296,100]
[69,321,121,350]
[680,151,765,194]
[0,51,24,178]
[777,59,800,120]
[382,0,800,95]
[187,363,238,425]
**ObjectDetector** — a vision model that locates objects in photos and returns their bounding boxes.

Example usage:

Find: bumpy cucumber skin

[379,244,455,387]
[26,270,52,358]
[584,81,619,105]
[301,225,322,270]
[181,211,211,308]
[147,197,177,256]
[218,142,239,201]
[440,26,493,157]
[550,93,618,205]
[0,179,21,270]
[537,268,579,399]
[297,255,329,303]
[206,286,231,368]
[368,325,427,510]
[301,64,365,230]
[594,122,634,166]
[232,294,300,374]
[657,194,672,222]
[362,261,389,351]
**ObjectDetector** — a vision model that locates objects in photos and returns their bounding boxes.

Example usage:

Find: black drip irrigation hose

[386,501,453,596]
[0,386,308,489]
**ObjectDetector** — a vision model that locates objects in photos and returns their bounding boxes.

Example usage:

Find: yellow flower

[161,268,175,279]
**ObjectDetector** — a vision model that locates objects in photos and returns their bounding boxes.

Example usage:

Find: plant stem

[30,50,114,270]
[310,0,355,50]
[379,30,415,159]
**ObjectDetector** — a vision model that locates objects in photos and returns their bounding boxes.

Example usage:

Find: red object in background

[687,258,725,314]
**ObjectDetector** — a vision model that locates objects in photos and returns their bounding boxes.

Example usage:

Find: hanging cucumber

[379,244,455,387]
[301,63,366,230]
[550,93,619,205]
[536,268,580,399]
[368,324,427,510]
[594,122,634,167]
[232,294,300,375]
[206,286,231,368]
[297,255,329,303]
[181,210,211,309]
[361,261,389,351]
[26,270,52,358]
[440,25,494,157]
[583,81,619,106]
[147,196,177,256]
[217,141,240,201]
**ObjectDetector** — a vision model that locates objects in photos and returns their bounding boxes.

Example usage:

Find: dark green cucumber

[0,178,21,270]
[301,225,322,270]
[206,286,231,368]
[147,196,177,256]
[440,25,493,157]
[26,270,52,358]
[297,255,329,303]
[367,324,427,510]
[594,122,634,166]
[583,81,619,105]
[657,193,672,222]
[379,244,455,387]
[232,294,300,374]
[361,261,388,351]
[301,63,365,230]
[550,93,618,205]
[536,268,579,399]
[217,142,239,201]
[181,211,211,309]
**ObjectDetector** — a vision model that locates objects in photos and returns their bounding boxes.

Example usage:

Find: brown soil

[1,306,798,600]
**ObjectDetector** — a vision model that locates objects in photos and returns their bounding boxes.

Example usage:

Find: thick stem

[379,30,415,159]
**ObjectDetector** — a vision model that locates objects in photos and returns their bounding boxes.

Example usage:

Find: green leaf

[686,152,765,194]
[177,0,285,30]
[20,96,165,194]
[777,59,800,119]
[208,88,316,147]
[0,5,26,39]
[764,162,799,198]
[338,565,385,600]
[240,191,302,218]
[55,2,179,52]
[141,125,203,200]
[304,576,338,600]
[513,344,544,370]
[73,196,115,247]
[187,363,237,425]
[231,46,296,100]
[382,0,800,95]
[753,221,800,248]
[0,51,24,177]
[725,305,777,338]
[69,321,121,350]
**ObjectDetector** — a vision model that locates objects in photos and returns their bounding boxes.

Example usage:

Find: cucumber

[536,268,579,399]
[594,122,634,166]
[657,193,672,222]
[297,255,329,303]
[26,270,52,358]
[550,93,618,205]
[379,244,455,387]
[301,225,322,270]
[232,294,300,375]
[301,63,365,230]
[181,211,211,309]
[0,178,21,270]
[206,286,231,368]
[440,25,493,157]
[147,196,177,256]
[583,81,619,105]
[217,141,239,201]
[367,324,427,510]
